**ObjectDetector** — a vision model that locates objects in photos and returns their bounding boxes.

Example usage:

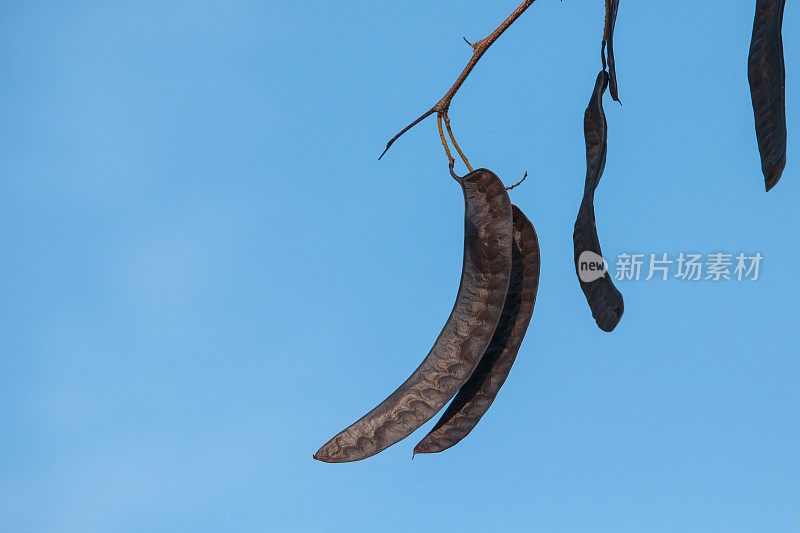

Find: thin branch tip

[505,171,528,191]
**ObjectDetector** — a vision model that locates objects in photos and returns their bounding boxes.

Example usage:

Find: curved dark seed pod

[602,0,620,103]
[314,169,513,463]
[574,71,624,332]
[413,204,540,455]
[748,0,786,191]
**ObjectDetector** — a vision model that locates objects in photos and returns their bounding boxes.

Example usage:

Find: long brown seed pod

[314,169,513,463]
[413,204,540,455]
[573,71,624,332]
[602,0,620,103]
[748,0,787,191]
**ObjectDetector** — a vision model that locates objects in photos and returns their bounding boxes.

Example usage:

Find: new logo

[577,251,608,282]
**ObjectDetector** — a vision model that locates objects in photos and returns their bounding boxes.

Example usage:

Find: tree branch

[379,0,537,160]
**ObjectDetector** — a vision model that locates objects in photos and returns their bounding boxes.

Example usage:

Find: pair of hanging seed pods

[315,170,540,462]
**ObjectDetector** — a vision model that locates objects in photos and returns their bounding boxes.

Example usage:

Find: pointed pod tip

[765,176,780,192]
[763,161,785,192]
[412,440,445,456]
[313,447,332,463]
[412,444,429,457]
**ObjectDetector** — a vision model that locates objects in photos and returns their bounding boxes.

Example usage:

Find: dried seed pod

[574,71,624,332]
[748,0,787,191]
[602,0,620,103]
[314,169,513,463]
[413,204,540,455]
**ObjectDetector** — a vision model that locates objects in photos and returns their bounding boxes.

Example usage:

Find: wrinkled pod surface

[748,0,787,191]
[314,169,513,463]
[413,204,540,455]
[573,70,624,332]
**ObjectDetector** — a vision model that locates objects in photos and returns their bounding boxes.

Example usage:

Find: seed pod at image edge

[748,0,787,191]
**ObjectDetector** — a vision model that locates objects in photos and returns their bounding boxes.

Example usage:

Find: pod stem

[602,0,610,70]
[437,114,456,170]
[444,115,473,172]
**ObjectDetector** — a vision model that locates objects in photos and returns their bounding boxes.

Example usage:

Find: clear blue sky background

[1,1,798,531]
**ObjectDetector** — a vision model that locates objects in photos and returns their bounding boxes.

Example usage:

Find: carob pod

[602,0,620,103]
[413,204,540,455]
[573,71,624,332]
[314,169,513,463]
[748,0,787,191]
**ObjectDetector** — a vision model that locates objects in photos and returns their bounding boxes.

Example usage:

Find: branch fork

[379,0,536,188]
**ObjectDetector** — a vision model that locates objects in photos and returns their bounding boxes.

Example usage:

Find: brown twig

[505,171,528,190]
[378,0,536,162]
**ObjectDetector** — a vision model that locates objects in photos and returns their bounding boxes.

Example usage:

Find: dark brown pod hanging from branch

[314,169,513,463]
[602,0,620,103]
[413,204,540,455]
[573,71,624,332]
[748,0,787,191]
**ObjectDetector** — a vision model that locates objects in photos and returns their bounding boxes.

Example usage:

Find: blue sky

[1,1,798,531]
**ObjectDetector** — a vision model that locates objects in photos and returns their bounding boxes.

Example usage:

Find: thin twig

[601,0,610,70]
[378,0,536,161]
[505,171,528,191]
[448,159,460,181]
